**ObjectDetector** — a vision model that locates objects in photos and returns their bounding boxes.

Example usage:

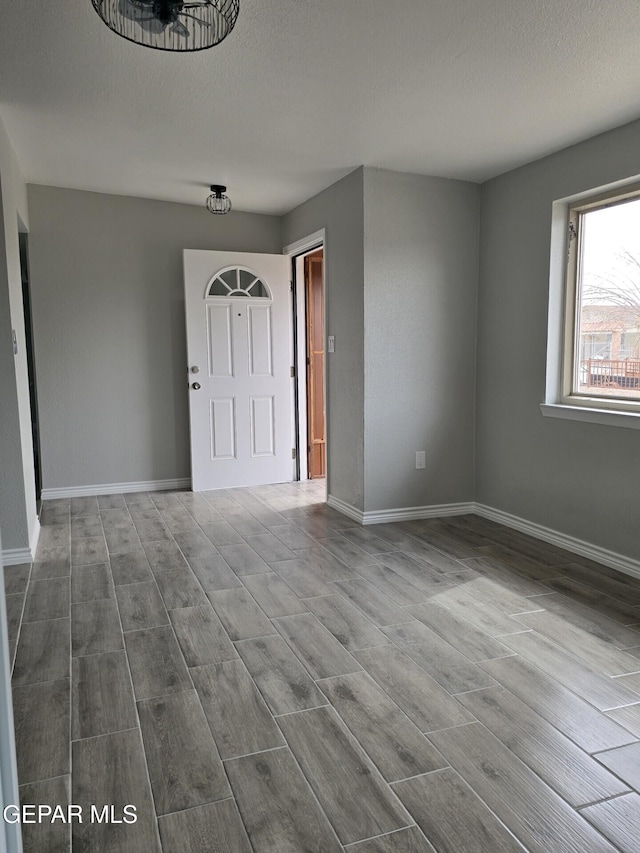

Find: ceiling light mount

[91,0,240,52]
[206,184,232,215]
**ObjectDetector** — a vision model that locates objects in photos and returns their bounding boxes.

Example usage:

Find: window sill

[540,403,640,430]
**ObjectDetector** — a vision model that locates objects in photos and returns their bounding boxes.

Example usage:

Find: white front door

[184,250,293,491]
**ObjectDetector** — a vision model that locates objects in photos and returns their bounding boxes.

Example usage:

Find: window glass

[207,269,271,299]
[573,198,640,402]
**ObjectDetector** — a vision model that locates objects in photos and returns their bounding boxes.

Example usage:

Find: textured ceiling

[2,1,640,214]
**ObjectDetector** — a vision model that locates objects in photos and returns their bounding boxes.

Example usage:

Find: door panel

[184,250,293,491]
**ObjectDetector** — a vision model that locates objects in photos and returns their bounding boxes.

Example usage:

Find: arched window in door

[207,268,271,299]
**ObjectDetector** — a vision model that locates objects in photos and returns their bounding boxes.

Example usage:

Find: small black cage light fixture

[91,0,240,52]
[206,185,232,215]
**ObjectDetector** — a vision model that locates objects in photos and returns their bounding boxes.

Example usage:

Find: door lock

[191,382,201,390]
[191,366,200,374]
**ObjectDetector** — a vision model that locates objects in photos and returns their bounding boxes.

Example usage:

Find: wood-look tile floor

[7,481,640,852]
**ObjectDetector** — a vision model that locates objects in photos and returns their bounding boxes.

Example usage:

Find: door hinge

[290,366,295,378]
[292,448,297,460]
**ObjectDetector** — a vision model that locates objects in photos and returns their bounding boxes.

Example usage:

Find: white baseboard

[2,517,41,566]
[327,495,475,525]
[474,503,640,581]
[328,493,640,580]
[41,478,192,500]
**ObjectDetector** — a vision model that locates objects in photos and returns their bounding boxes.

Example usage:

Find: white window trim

[543,178,640,429]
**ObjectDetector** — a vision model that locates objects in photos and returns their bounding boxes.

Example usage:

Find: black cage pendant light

[206,185,232,215]
[92,1,240,52]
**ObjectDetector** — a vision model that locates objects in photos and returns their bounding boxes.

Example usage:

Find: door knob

[191,382,201,390]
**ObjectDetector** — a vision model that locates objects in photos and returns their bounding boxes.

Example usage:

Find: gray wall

[282,168,366,511]
[0,115,37,553]
[27,186,281,490]
[363,169,479,512]
[476,118,640,560]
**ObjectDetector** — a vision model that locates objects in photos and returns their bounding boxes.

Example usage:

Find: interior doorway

[304,249,326,479]
[289,233,327,486]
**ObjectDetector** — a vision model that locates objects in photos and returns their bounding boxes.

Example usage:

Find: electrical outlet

[415,451,426,470]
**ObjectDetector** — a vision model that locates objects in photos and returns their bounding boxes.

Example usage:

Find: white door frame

[283,229,327,487]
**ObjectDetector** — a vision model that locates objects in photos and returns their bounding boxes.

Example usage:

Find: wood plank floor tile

[305,594,387,650]
[316,535,380,568]
[353,644,476,732]
[605,704,640,737]
[133,518,173,542]
[355,564,432,606]
[192,660,284,759]
[481,654,638,753]
[174,528,222,561]
[393,768,526,853]
[334,526,398,556]
[278,706,411,844]
[143,540,189,571]
[245,532,297,563]
[31,547,71,579]
[383,622,497,695]
[110,551,154,585]
[593,741,640,790]
[458,687,630,807]
[541,575,640,626]
[169,604,238,666]
[531,590,640,648]
[241,572,308,617]
[97,493,127,510]
[514,609,640,676]
[291,544,359,581]
[406,600,514,662]
[23,577,70,622]
[581,792,640,853]
[458,555,550,597]
[4,562,30,595]
[116,581,169,631]
[271,557,337,597]
[345,826,436,852]
[319,671,447,782]
[72,650,137,739]
[373,552,460,593]
[19,775,71,853]
[187,555,244,591]
[71,599,123,656]
[235,635,328,715]
[226,747,342,853]
[5,593,24,639]
[158,799,252,853]
[72,729,159,853]
[13,679,70,784]
[200,521,245,547]
[207,588,275,640]
[70,536,108,566]
[558,562,640,606]
[105,525,143,555]
[501,630,640,711]
[217,543,272,575]
[70,496,99,517]
[268,523,317,551]
[332,578,416,627]
[70,514,103,539]
[124,625,192,700]
[13,618,70,684]
[429,722,618,853]
[71,564,114,602]
[274,612,362,679]
[153,566,208,609]
[138,689,230,815]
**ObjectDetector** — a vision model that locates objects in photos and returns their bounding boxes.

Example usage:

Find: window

[562,189,640,412]
[207,268,270,299]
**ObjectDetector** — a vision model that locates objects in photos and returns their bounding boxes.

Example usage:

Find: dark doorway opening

[19,233,42,502]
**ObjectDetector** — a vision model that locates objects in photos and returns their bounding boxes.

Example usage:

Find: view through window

[573,196,640,403]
